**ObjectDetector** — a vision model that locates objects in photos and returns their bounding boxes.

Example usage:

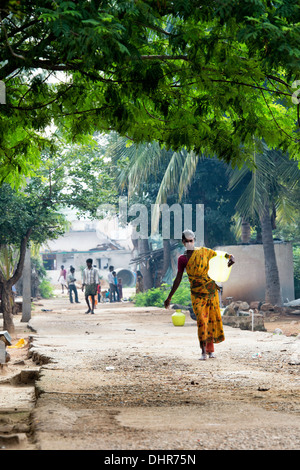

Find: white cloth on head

[182,229,195,240]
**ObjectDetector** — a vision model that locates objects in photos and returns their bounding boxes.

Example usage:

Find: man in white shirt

[82,258,99,314]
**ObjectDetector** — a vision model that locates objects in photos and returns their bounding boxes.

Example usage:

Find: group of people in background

[58,260,123,315]
[107,265,123,303]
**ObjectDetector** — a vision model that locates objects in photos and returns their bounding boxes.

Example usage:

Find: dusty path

[1,292,300,451]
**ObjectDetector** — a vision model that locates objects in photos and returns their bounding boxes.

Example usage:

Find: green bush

[39,277,54,299]
[134,274,191,307]
[293,245,300,299]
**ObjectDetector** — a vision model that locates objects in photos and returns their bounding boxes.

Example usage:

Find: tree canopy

[0,138,116,331]
[1,0,299,186]
[105,133,240,246]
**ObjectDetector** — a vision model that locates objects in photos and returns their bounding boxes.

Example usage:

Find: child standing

[58,265,67,293]
[97,283,102,303]
[117,278,123,301]
[112,271,119,301]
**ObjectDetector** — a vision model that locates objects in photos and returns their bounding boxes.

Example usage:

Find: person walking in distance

[108,265,116,302]
[136,271,144,294]
[97,282,102,303]
[58,265,67,293]
[82,258,99,314]
[67,267,80,304]
[112,271,119,301]
[117,278,123,301]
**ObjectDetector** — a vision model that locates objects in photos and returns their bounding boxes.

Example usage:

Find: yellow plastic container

[8,338,26,349]
[208,250,232,283]
[172,309,186,326]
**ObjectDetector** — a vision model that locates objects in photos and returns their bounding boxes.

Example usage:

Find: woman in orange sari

[164,230,235,360]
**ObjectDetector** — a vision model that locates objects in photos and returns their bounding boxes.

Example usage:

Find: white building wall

[47,250,134,288]
[216,242,294,303]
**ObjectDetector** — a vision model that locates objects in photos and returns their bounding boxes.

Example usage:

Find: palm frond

[0,245,20,280]
[177,151,200,201]
[126,142,162,197]
[105,134,165,198]
[151,150,188,234]
[227,140,300,220]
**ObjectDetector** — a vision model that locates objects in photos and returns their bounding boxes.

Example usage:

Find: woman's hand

[164,271,183,309]
[227,255,235,267]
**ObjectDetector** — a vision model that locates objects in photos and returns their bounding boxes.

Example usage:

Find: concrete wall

[44,231,103,252]
[216,243,295,304]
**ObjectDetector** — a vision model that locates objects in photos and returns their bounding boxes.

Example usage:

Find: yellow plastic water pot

[172,309,186,326]
[208,250,232,283]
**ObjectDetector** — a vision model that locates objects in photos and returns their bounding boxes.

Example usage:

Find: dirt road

[1,293,300,450]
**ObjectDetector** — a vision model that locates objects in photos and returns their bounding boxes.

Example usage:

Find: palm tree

[105,134,201,288]
[107,133,300,303]
[105,133,240,288]
[106,133,201,226]
[228,142,300,306]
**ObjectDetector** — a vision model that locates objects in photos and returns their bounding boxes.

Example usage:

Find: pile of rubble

[222,298,300,332]
[0,330,11,365]
[222,301,265,331]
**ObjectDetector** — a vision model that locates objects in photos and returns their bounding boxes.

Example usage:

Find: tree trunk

[259,203,282,306]
[137,238,153,290]
[0,230,32,333]
[241,218,251,244]
[1,282,15,334]
[256,224,262,243]
[161,239,171,284]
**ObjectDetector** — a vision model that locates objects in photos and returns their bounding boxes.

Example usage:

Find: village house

[41,217,136,288]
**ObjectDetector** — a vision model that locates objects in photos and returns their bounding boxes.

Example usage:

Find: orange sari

[186,247,225,351]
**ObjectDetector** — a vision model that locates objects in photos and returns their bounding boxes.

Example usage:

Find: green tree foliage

[134,275,191,307]
[106,133,241,247]
[181,158,240,247]
[0,184,66,248]
[38,277,54,299]
[293,245,300,298]
[31,140,119,218]
[0,0,299,185]
[30,255,54,299]
[229,143,300,230]
[228,143,300,305]
[0,140,116,331]
[0,182,66,332]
